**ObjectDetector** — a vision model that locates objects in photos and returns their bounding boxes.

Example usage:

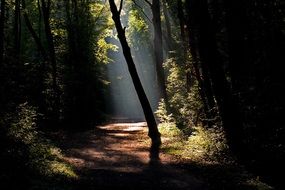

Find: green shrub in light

[7,102,78,179]
[184,126,229,162]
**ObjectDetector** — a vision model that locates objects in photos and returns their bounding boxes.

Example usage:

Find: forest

[0,0,284,189]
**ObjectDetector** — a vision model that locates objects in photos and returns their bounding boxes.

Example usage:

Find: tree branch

[133,0,152,23]
[118,0,123,15]
[143,0,152,7]
[22,0,48,62]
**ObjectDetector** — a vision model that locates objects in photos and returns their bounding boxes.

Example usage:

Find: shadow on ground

[47,123,275,190]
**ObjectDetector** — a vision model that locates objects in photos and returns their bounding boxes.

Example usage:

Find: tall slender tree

[144,0,166,99]
[14,0,21,56]
[162,0,173,51]
[186,0,244,155]
[183,0,216,126]
[224,0,247,94]
[41,0,60,119]
[22,0,47,62]
[0,0,5,64]
[109,0,161,158]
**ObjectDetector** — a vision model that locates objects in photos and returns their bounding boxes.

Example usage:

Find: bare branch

[143,0,152,7]
[133,0,152,23]
[118,0,123,15]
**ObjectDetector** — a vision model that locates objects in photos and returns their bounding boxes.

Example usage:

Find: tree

[14,0,21,57]
[0,0,4,65]
[108,0,161,158]
[144,0,166,100]
[41,0,60,119]
[161,0,173,51]
[185,0,244,155]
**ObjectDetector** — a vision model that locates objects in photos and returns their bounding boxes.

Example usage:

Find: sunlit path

[53,122,206,190]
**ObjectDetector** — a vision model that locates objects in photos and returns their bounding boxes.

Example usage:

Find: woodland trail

[53,122,207,190]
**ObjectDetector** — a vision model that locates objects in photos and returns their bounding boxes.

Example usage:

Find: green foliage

[158,121,228,163]
[163,58,203,128]
[157,56,228,161]
[126,9,151,49]
[159,122,182,137]
[92,1,117,65]
[155,99,175,123]
[1,102,77,186]
[184,126,229,162]
[61,0,115,126]
[7,102,38,144]
[124,0,152,51]
[96,35,118,64]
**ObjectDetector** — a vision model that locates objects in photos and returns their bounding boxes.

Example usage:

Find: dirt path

[54,122,207,190]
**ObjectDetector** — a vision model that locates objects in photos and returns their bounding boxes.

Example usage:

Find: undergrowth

[0,102,77,189]
[158,122,274,190]
[155,58,274,190]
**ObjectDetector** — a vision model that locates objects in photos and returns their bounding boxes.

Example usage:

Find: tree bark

[186,0,244,155]
[109,0,161,152]
[41,0,60,118]
[177,0,192,90]
[22,0,47,62]
[162,0,173,51]
[14,0,21,56]
[183,0,215,126]
[0,0,5,64]
[224,0,246,94]
[150,0,167,100]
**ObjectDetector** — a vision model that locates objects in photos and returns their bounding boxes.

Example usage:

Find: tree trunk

[177,0,192,91]
[0,0,5,64]
[37,0,42,38]
[196,0,244,155]
[42,0,60,118]
[183,0,215,126]
[22,0,47,113]
[14,0,21,56]
[177,0,185,45]
[151,0,167,100]
[162,0,173,51]
[109,0,161,155]
[224,0,247,94]
[22,0,47,62]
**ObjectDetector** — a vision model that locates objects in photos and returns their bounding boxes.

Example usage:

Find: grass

[0,103,78,189]
[158,122,274,190]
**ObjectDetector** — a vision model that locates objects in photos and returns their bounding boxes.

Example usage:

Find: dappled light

[1,0,284,189]
[50,122,206,189]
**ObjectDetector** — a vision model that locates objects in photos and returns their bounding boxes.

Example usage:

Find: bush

[0,102,77,188]
[184,125,229,162]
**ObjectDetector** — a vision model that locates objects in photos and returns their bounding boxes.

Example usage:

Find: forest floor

[50,122,273,190]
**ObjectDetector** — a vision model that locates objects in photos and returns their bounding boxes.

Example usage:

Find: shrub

[0,102,77,188]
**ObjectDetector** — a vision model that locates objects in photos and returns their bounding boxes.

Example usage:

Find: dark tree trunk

[199,0,243,155]
[177,0,192,91]
[37,0,42,38]
[69,0,80,69]
[151,0,167,99]
[22,0,47,62]
[22,0,47,113]
[184,0,215,126]
[109,0,161,154]
[42,0,60,118]
[162,0,173,51]
[0,0,5,64]
[14,0,21,56]
[224,0,247,94]
[186,0,244,155]
[177,0,185,44]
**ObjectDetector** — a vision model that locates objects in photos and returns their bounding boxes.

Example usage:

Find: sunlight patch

[108,133,129,137]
